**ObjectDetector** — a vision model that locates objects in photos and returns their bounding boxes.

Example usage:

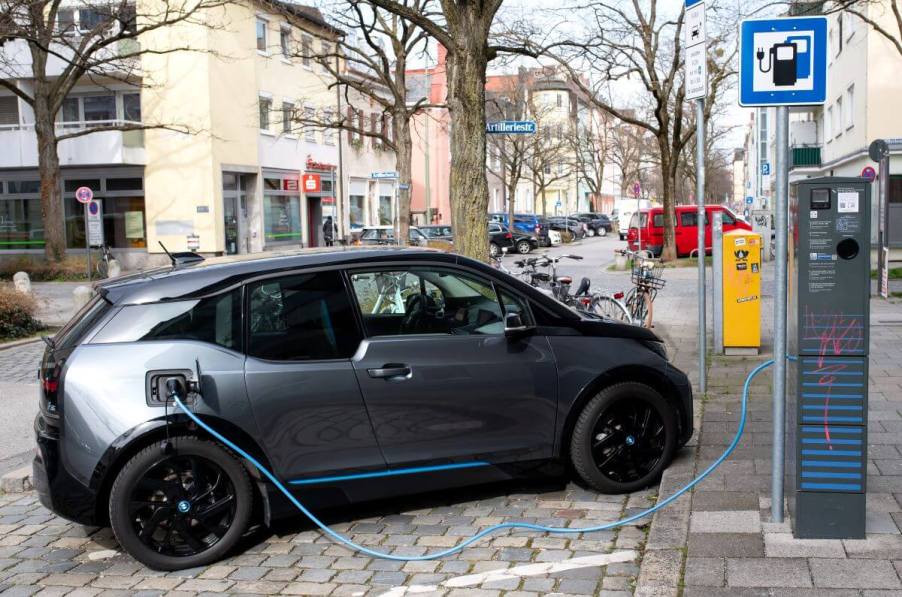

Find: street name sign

[371,171,398,179]
[486,121,537,135]
[739,16,828,106]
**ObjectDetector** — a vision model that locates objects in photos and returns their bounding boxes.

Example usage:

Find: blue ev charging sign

[739,17,828,107]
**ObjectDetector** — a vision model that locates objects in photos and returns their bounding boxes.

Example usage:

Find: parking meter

[788,177,871,539]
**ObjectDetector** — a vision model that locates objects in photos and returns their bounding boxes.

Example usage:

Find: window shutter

[0,96,19,125]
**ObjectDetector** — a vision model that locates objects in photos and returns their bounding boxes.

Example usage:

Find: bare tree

[485,68,532,226]
[286,0,436,244]
[525,120,573,217]
[831,0,902,56]
[0,0,225,261]
[538,1,736,260]
[570,110,610,212]
[608,118,651,199]
[365,0,519,260]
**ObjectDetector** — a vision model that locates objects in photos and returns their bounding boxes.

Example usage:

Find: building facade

[0,1,397,266]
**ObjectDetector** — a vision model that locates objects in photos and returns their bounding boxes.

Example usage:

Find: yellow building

[0,1,398,265]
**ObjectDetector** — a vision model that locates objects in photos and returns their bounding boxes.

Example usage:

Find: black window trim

[342,261,536,339]
[243,266,364,364]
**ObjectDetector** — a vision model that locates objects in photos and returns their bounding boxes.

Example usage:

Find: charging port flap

[146,369,196,407]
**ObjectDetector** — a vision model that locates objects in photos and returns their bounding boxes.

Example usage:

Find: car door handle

[367,365,412,379]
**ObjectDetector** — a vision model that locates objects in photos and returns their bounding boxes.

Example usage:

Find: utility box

[788,177,870,540]
[722,230,762,354]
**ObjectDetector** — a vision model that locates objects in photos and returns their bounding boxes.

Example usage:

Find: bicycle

[619,249,665,328]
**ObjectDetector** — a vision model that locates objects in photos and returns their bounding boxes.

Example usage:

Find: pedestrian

[322,216,337,247]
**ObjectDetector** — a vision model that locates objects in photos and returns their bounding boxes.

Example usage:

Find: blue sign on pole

[739,16,828,107]
[685,0,703,7]
[746,196,754,205]
[761,162,771,176]
[486,121,537,135]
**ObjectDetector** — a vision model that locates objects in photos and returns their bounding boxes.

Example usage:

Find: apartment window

[845,85,855,130]
[280,27,291,59]
[304,106,316,142]
[322,110,335,145]
[837,13,844,54]
[301,35,312,67]
[259,96,271,131]
[349,194,364,227]
[57,9,75,32]
[282,102,294,134]
[371,112,380,147]
[0,96,19,126]
[834,98,842,138]
[123,93,141,122]
[83,95,116,121]
[320,41,332,71]
[556,93,563,108]
[256,18,267,52]
[79,8,108,31]
[825,106,833,140]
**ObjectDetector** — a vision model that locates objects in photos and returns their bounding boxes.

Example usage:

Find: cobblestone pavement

[0,343,43,385]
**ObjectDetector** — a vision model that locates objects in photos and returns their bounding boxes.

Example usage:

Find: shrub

[0,256,89,282]
[0,285,45,341]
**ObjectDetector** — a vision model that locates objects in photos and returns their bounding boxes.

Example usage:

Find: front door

[347,266,558,466]
[243,270,385,481]
[223,195,239,255]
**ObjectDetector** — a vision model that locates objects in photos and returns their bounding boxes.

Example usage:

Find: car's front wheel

[598,227,608,237]
[570,382,677,494]
[109,436,253,571]
[516,240,532,254]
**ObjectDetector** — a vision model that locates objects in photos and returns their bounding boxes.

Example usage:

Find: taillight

[580,297,592,306]
[613,291,624,300]
[42,379,58,394]
[505,233,513,239]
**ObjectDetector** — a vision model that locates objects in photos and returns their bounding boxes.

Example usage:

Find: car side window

[91,289,242,350]
[247,271,360,361]
[721,211,736,225]
[498,289,533,326]
[350,268,505,336]
[652,214,664,227]
[680,212,697,227]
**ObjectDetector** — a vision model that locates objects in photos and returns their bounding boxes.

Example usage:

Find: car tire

[109,436,253,571]
[598,228,608,237]
[570,382,677,494]
[587,228,596,237]
[516,240,532,254]
[489,242,500,258]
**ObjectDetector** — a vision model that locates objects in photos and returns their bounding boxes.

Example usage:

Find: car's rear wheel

[489,242,500,258]
[570,382,677,494]
[516,240,532,254]
[598,227,608,237]
[109,436,253,571]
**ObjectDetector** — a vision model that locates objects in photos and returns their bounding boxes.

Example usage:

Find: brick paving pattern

[0,343,43,384]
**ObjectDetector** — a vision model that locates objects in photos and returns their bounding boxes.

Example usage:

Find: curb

[0,466,33,494]
[0,337,42,352]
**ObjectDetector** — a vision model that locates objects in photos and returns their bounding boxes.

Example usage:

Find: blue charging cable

[173,359,774,561]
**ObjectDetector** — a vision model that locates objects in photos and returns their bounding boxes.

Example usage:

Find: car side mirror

[504,312,531,338]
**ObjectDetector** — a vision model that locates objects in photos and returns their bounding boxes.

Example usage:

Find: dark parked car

[576,213,614,237]
[548,217,586,240]
[419,224,453,241]
[488,221,514,257]
[488,213,553,247]
[34,248,693,571]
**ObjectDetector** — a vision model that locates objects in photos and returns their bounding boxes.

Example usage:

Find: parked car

[488,213,553,247]
[627,205,752,257]
[419,225,453,241]
[547,217,586,241]
[575,213,614,237]
[357,225,429,247]
[34,247,692,570]
[488,222,515,257]
[508,228,540,254]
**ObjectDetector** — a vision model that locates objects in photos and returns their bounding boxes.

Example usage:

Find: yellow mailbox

[722,230,761,353]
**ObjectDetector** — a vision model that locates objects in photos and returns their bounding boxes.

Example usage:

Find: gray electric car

[34,248,693,570]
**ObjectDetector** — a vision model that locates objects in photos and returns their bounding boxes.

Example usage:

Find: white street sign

[86,199,104,247]
[685,44,708,100]
[684,2,706,49]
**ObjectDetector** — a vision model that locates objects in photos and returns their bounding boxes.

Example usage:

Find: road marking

[372,550,637,596]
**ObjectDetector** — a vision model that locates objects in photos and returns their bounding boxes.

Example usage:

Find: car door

[347,265,558,466]
[676,210,697,256]
[243,269,386,482]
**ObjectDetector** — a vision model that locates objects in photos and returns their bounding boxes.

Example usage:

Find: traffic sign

[86,199,104,247]
[302,174,321,192]
[684,2,706,48]
[632,182,641,198]
[739,16,828,107]
[761,162,771,176]
[861,166,877,182]
[746,196,754,205]
[75,186,93,204]
[486,121,537,135]
[684,0,707,100]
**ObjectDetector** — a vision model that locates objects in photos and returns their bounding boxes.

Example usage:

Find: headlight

[643,340,668,361]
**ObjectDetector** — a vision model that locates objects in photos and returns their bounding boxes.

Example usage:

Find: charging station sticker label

[836,216,860,234]
[838,192,859,213]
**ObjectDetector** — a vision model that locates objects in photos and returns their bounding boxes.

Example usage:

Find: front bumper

[33,414,99,526]
[665,365,695,446]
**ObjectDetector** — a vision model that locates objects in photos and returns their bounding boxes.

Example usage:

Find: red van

[627,205,751,257]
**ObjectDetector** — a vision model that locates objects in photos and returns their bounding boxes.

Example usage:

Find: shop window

[349,195,364,227]
[379,195,392,225]
[263,195,301,243]
[0,199,44,249]
[106,177,142,191]
[7,180,40,194]
[65,196,147,249]
[264,178,281,190]
[64,179,101,193]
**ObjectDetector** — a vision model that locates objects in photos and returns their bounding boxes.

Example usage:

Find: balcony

[0,121,146,169]
[792,146,821,168]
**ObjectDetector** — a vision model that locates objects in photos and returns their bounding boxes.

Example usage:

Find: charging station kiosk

[788,177,870,539]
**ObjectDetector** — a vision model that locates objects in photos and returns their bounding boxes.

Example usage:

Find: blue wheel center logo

[177,500,191,513]
[625,435,636,446]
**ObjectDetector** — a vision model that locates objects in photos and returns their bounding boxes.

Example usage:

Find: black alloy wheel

[109,437,252,570]
[570,382,677,493]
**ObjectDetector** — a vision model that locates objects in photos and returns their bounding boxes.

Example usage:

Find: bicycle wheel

[625,288,648,326]
[96,259,108,278]
[593,295,632,323]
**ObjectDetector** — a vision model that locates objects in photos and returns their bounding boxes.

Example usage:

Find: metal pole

[712,210,723,354]
[771,105,789,523]
[696,98,706,395]
[880,152,890,296]
[84,205,91,283]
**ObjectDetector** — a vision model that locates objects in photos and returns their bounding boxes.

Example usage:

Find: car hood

[571,316,661,341]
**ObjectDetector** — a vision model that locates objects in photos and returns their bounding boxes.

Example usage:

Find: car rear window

[91,290,242,350]
[53,293,113,349]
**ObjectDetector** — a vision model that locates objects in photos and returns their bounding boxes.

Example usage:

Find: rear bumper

[33,414,99,526]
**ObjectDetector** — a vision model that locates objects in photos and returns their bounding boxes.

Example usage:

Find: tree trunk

[395,110,413,246]
[445,35,490,261]
[659,142,678,262]
[506,154,517,232]
[34,94,66,262]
